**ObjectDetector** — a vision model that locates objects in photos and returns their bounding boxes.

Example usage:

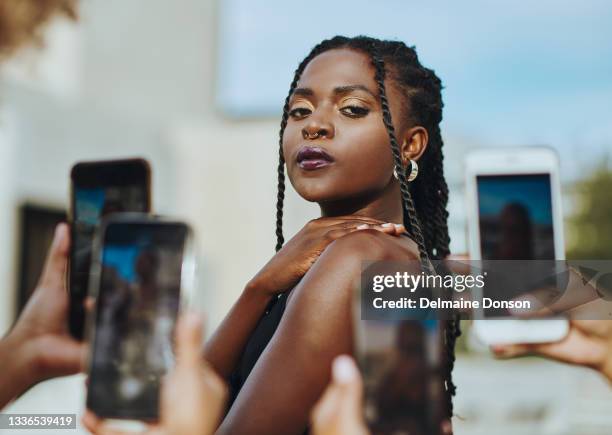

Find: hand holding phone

[83,313,228,435]
[465,147,569,344]
[0,224,84,409]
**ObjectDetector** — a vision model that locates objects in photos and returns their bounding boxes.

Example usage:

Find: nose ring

[303,131,320,140]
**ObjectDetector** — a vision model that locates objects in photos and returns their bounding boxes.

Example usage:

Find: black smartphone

[69,159,151,339]
[355,319,446,435]
[86,216,194,421]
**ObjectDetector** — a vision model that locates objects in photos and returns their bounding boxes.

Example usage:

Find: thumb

[312,355,367,435]
[39,223,70,290]
[332,356,363,416]
[175,312,204,368]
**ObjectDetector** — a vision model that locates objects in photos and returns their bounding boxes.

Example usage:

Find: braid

[277,35,461,429]
[275,88,290,251]
[275,37,349,252]
[371,54,431,272]
[368,44,459,421]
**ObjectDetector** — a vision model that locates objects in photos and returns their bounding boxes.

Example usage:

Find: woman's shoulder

[284,230,421,307]
[319,228,420,267]
[283,229,422,318]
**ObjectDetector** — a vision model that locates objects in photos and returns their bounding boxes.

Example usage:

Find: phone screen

[70,160,150,339]
[87,221,187,420]
[476,174,555,260]
[476,173,561,317]
[357,319,445,435]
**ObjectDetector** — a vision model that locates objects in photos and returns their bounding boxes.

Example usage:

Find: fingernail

[490,345,505,353]
[491,344,524,358]
[332,355,358,384]
[356,224,369,230]
[394,224,405,232]
[52,223,66,247]
[490,345,508,357]
[381,223,393,228]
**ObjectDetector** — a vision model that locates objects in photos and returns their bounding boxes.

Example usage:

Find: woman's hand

[492,320,612,382]
[205,216,406,381]
[82,313,228,435]
[248,216,406,296]
[0,223,85,409]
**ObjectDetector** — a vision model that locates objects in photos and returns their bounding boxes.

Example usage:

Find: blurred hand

[249,216,406,296]
[83,313,228,435]
[0,223,85,409]
[491,264,612,383]
[492,320,612,383]
[311,355,369,435]
[311,356,453,435]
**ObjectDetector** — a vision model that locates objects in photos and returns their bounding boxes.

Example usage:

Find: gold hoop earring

[407,159,419,182]
[393,160,419,182]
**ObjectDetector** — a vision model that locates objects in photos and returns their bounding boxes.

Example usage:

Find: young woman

[204,35,461,435]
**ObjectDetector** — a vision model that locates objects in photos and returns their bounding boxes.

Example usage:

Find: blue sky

[217,0,612,179]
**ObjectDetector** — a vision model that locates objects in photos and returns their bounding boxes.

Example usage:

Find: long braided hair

[274,35,461,422]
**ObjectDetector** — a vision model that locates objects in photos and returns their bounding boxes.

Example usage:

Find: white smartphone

[465,147,569,345]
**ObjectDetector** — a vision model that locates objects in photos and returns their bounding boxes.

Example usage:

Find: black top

[228,292,289,406]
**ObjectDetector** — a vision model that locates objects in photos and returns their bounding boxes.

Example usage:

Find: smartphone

[86,216,195,421]
[354,318,446,435]
[69,159,151,339]
[465,146,569,344]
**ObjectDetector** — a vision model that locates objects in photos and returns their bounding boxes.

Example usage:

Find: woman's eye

[289,107,311,118]
[340,105,370,117]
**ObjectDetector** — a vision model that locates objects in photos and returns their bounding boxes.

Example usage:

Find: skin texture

[208,48,427,435]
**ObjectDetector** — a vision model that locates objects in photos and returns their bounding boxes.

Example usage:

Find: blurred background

[0,0,611,434]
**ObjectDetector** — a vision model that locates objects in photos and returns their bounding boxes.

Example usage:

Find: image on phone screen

[87,221,188,420]
[358,319,445,435]
[476,173,563,317]
[476,174,555,260]
[70,160,150,338]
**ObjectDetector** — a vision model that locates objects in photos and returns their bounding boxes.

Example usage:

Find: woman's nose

[302,117,335,140]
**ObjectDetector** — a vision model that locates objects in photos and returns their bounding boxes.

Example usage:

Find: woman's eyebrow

[292,85,376,99]
[333,84,376,98]
[293,87,314,97]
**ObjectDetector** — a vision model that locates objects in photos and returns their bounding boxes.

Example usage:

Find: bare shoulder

[323,229,420,264]
[285,230,419,306]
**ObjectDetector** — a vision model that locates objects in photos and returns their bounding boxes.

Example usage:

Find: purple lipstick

[296,146,334,170]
